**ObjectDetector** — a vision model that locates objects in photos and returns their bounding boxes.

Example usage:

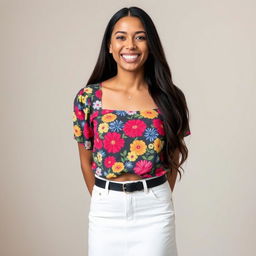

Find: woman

[73,6,191,256]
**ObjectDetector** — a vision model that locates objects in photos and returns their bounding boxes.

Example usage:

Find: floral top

[73,82,191,179]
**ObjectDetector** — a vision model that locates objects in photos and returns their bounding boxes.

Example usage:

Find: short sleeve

[72,87,94,150]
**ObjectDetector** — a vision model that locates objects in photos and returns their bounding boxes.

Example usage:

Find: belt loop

[141,179,149,194]
[105,180,110,194]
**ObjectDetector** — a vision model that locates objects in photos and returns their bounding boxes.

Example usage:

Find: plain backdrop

[1,0,255,255]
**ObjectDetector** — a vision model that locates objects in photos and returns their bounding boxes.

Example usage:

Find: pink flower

[83,122,93,139]
[95,89,102,99]
[102,109,113,114]
[153,119,165,135]
[123,120,146,137]
[74,106,84,120]
[93,120,99,136]
[94,135,103,150]
[155,168,167,176]
[134,160,153,176]
[78,89,84,95]
[104,156,116,168]
[141,174,152,178]
[103,132,125,153]
[91,162,97,169]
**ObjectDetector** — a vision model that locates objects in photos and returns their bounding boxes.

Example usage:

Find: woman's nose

[125,38,136,49]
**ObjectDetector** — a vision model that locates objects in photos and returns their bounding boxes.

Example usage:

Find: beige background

[1,0,255,255]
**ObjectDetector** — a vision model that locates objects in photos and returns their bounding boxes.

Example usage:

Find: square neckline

[98,82,159,113]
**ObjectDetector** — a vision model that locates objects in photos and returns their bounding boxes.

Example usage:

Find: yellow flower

[78,94,88,104]
[102,113,117,123]
[153,138,164,153]
[106,173,117,179]
[130,140,147,155]
[148,143,154,149]
[81,95,88,104]
[140,110,158,119]
[97,152,102,162]
[127,151,138,161]
[112,162,124,173]
[84,87,93,94]
[73,112,77,122]
[73,125,82,137]
[98,123,109,133]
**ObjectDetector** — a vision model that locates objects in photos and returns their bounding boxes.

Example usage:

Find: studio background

[1,0,255,255]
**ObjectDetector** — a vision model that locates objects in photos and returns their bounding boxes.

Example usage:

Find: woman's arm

[77,143,95,196]
[166,148,179,192]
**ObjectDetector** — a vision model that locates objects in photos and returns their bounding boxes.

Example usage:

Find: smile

[121,54,140,63]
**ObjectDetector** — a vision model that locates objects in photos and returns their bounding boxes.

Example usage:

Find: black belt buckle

[122,182,142,193]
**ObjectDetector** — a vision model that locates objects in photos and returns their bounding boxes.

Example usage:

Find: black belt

[94,174,167,193]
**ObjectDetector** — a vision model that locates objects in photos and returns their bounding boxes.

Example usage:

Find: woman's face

[108,16,149,72]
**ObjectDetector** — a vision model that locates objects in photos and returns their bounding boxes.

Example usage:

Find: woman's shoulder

[76,82,100,96]
[74,83,101,103]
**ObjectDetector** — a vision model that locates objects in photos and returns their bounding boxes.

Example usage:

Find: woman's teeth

[121,54,140,63]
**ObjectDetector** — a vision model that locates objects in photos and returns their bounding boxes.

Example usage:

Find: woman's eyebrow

[114,31,146,35]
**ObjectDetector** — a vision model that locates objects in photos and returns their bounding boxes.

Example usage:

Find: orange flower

[112,162,124,173]
[130,140,147,155]
[140,110,158,119]
[102,113,117,123]
[153,138,164,153]
[73,125,82,137]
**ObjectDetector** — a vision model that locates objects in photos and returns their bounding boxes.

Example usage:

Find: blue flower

[109,120,124,132]
[80,120,85,128]
[115,111,127,116]
[144,128,158,142]
[77,102,84,110]
[99,150,106,157]
[125,161,133,169]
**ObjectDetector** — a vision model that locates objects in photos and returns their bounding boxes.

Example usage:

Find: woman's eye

[116,36,146,40]
[136,36,146,40]
[116,36,125,40]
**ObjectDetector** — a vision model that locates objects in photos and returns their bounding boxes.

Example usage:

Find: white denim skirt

[88,174,178,256]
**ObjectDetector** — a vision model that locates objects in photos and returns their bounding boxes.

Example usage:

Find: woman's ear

[108,41,112,54]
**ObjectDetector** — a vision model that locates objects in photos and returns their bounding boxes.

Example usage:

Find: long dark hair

[86,6,191,181]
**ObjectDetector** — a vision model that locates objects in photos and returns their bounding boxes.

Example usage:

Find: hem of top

[94,173,167,182]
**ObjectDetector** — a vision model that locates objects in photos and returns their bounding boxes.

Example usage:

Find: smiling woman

[108,17,149,70]
[72,6,191,256]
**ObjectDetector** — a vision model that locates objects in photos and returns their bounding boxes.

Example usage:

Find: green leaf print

[93,156,101,167]
[142,155,154,161]
[120,151,126,157]
[144,149,153,157]
[75,137,84,143]
[127,114,140,119]
[99,133,105,140]
[147,155,154,161]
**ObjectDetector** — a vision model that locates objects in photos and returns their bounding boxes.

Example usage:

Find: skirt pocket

[148,180,173,203]
[91,185,109,202]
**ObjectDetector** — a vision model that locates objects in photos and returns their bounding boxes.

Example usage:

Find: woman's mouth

[120,54,140,63]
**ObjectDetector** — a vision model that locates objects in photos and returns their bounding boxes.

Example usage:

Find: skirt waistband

[94,174,167,193]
